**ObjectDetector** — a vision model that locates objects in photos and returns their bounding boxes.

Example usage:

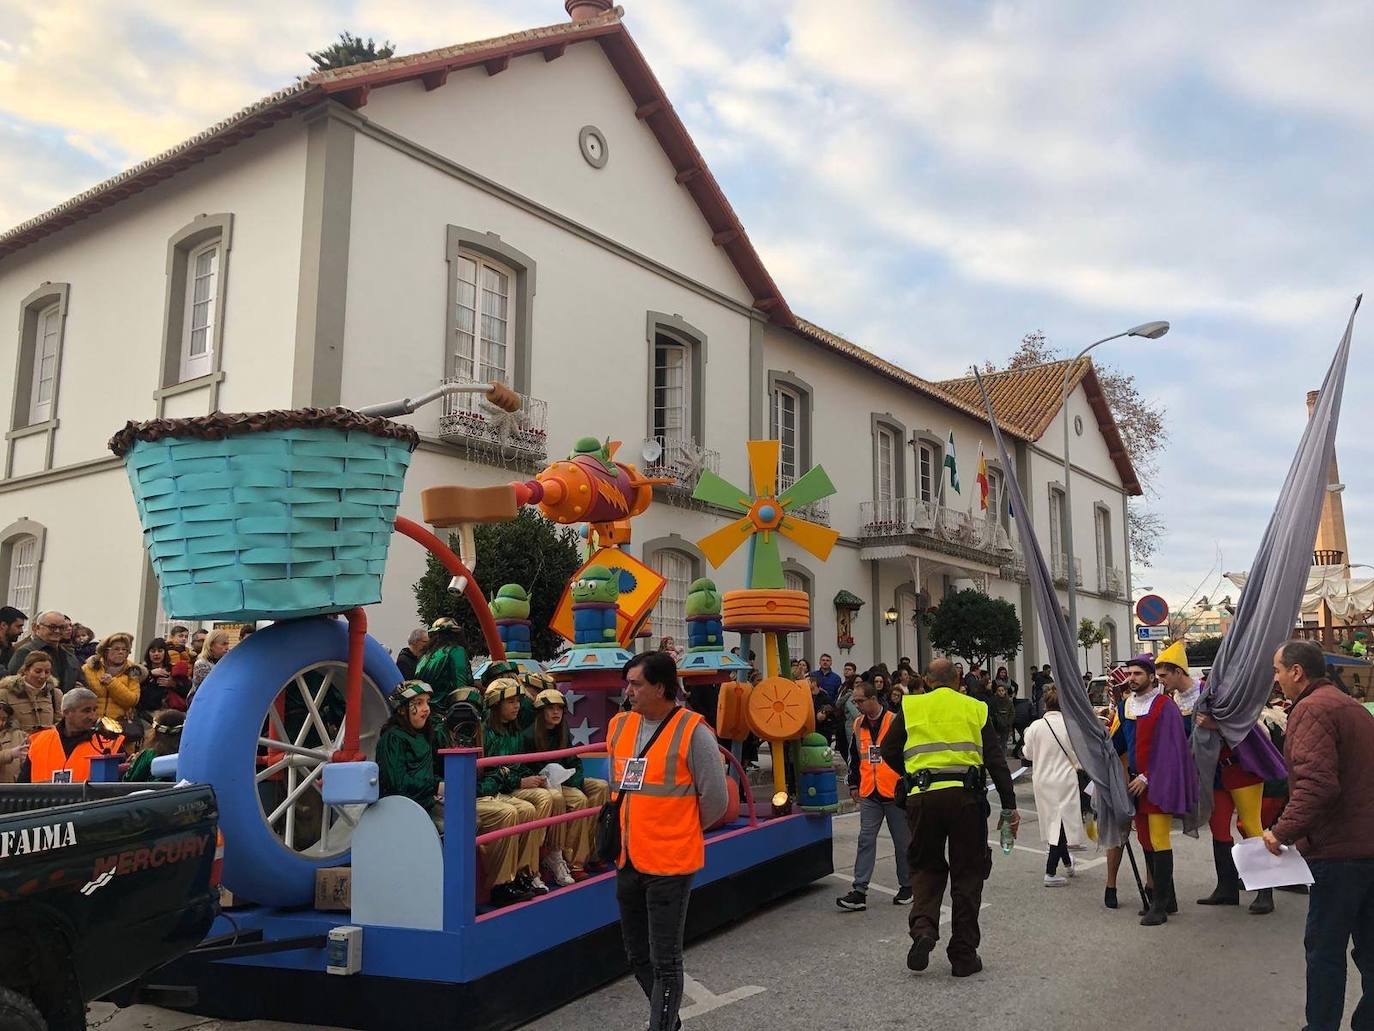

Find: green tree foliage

[928,589,1022,670]
[1077,618,1106,668]
[412,509,582,660]
[1186,635,1223,667]
[307,32,396,72]
[997,330,1168,567]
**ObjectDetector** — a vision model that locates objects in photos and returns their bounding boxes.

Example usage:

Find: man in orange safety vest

[837,679,912,910]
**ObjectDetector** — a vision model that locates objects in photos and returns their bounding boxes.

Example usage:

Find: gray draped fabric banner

[1190,297,1360,827]
[971,369,1136,848]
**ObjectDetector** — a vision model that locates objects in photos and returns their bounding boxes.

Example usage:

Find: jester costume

[1112,654,1198,926]
[1153,638,1290,915]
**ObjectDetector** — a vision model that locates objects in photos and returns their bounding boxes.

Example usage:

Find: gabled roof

[0,9,793,324]
[937,360,1143,495]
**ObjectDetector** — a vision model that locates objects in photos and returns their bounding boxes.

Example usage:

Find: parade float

[108,383,836,1031]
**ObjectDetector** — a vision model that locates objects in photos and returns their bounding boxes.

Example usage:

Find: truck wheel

[179,617,400,907]
[0,987,45,1031]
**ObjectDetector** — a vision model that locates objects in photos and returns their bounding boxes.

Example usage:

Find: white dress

[1022,711,1086,847]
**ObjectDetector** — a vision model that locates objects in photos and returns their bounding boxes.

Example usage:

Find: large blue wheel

[180,617,401,907]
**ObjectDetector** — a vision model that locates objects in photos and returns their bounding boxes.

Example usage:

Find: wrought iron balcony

[1000,545,1029,584]
[858,498,1013,561]
[642,436,720,493]
[1051,553,1084,588]
[1099,566,1126,598]
[780,472,830,525]
[438,378,548,470]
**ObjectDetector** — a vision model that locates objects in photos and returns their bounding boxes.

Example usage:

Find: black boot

[1248,887,1275,915]
[1137,851,1156,917]
[1197,840,1241,905]
[1141,851,1173,926]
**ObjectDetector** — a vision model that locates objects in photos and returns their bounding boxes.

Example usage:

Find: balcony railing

[438,378,548,469]
[1051,553,1084,588]
[1314,549,1345,566]
[1099,566,1126,598]
[780,472,830,526]
[858,498,1013,557]
[642,436,720,494]
[1000,546,1029,584]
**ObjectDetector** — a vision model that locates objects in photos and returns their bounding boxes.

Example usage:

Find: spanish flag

[976,442,989,511]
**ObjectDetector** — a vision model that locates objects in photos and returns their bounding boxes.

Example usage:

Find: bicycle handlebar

[358,381,520,419]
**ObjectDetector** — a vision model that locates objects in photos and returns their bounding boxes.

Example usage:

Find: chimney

[566,0,613,22]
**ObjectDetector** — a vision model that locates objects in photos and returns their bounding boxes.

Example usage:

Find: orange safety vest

[608,708,707,876]
[27,727,124,783]
[853,711,900,799]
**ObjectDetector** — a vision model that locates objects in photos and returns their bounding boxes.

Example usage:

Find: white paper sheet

[1232,836,1315,890]
[540,763,575,788]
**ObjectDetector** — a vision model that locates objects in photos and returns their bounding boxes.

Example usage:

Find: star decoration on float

[692,439,839,588]
[569,718,597,746]
[610,688,628,710]
[562,688,584,715]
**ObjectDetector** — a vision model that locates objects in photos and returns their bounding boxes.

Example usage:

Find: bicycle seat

[421,484,519,528]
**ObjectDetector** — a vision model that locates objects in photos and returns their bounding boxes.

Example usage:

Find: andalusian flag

[944,430,960,494]
[976,443,989,511]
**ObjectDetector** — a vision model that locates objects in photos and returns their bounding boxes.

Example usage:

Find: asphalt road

[102,771,1354,1031]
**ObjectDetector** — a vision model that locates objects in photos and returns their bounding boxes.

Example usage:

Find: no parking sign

[1135,594,1169,627]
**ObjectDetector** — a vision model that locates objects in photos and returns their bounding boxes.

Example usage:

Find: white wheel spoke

[267,705,290,744]
[255,754,293,784]
[269,761,325,825]
[302,671,336,747]
[256,737,332,762]
[283,765,298,848]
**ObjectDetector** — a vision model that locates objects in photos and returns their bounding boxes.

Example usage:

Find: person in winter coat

[140,638,189,714]
[1022,687,1086,886]
[190,630,231,699]
[124,709,185,782]
[991,684,1016,753]
[6,610,80,693]
[0,651,62,732]
[0,702,28,783]
[993,665,1019,699]
[376,681,447,829]
[82,633,145,724]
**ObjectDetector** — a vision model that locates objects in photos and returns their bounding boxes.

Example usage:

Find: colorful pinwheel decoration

[691,440,839,588]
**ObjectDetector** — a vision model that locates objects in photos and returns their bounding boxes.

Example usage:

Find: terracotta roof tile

[938,360,1142,495]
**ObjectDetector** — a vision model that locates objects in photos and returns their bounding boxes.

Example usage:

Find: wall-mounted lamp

[884,606,899,625]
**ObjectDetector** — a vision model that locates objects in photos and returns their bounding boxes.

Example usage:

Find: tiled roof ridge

[935,356,1090,389]
[308,9,622,84]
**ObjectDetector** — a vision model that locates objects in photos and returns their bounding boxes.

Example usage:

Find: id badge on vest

[619,757,648,792]
[51,769,72,784]
[867,745,882,765]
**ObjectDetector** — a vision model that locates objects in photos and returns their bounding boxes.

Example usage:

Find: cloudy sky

[3,0,1371,609]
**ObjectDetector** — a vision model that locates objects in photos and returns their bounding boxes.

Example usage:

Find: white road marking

[827,871,897,896]
[678,974,766,1021]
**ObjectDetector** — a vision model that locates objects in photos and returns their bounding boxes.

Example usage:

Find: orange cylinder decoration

[722,588,810,634]
[716,680,753,741]
[707,774,743,830]
[746,676,812,741]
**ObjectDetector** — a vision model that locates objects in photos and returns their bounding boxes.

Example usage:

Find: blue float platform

[157,761,832,1031]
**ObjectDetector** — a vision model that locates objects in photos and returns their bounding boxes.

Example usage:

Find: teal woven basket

[116,417,416,622]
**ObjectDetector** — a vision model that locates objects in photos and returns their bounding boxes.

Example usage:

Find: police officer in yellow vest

[837,680,912,910]
[880,657,1019,977]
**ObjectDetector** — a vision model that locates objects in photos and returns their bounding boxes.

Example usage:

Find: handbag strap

[1043,715,1079,770]
[609,708,683,805]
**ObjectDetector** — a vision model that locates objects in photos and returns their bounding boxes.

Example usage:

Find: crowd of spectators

[0,605,222,784]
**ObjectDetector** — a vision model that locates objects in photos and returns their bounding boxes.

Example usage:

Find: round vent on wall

[579,125,608,169]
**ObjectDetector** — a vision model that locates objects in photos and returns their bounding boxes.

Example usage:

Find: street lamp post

[1061,321,1169,634]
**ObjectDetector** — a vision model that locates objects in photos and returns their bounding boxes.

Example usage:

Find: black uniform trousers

[906,785,990,962]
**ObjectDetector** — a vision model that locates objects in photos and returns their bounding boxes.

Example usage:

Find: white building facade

[0,6,1138,684]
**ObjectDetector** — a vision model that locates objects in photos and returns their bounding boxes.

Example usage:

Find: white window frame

[987,467,1004,521]
[5,536,37,613]
[917,443,936,503]
[453,251,514,386]
[652,339,692,443]
[652,550,693,646]
[179,240,220,382]
[771,385,800,482]
[1095,506,1111,575]
[1048,487,1066,563]
[28,303,61,425]
[784,570,807,662]
[876,426,896,504]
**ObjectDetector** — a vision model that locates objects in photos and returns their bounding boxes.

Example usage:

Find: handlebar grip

[485,382,521,413]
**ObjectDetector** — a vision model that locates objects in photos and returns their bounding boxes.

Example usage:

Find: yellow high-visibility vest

[900,687,986,792]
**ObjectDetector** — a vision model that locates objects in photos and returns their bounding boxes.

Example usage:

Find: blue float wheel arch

[179,617,401,907]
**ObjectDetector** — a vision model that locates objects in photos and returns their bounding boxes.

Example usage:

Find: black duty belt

[911,767,986,793]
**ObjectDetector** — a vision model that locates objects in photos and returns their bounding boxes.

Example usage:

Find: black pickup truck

[0,782,219,1031]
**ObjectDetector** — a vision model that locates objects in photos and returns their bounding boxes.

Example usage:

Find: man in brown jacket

[1263,638,1374,1031]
